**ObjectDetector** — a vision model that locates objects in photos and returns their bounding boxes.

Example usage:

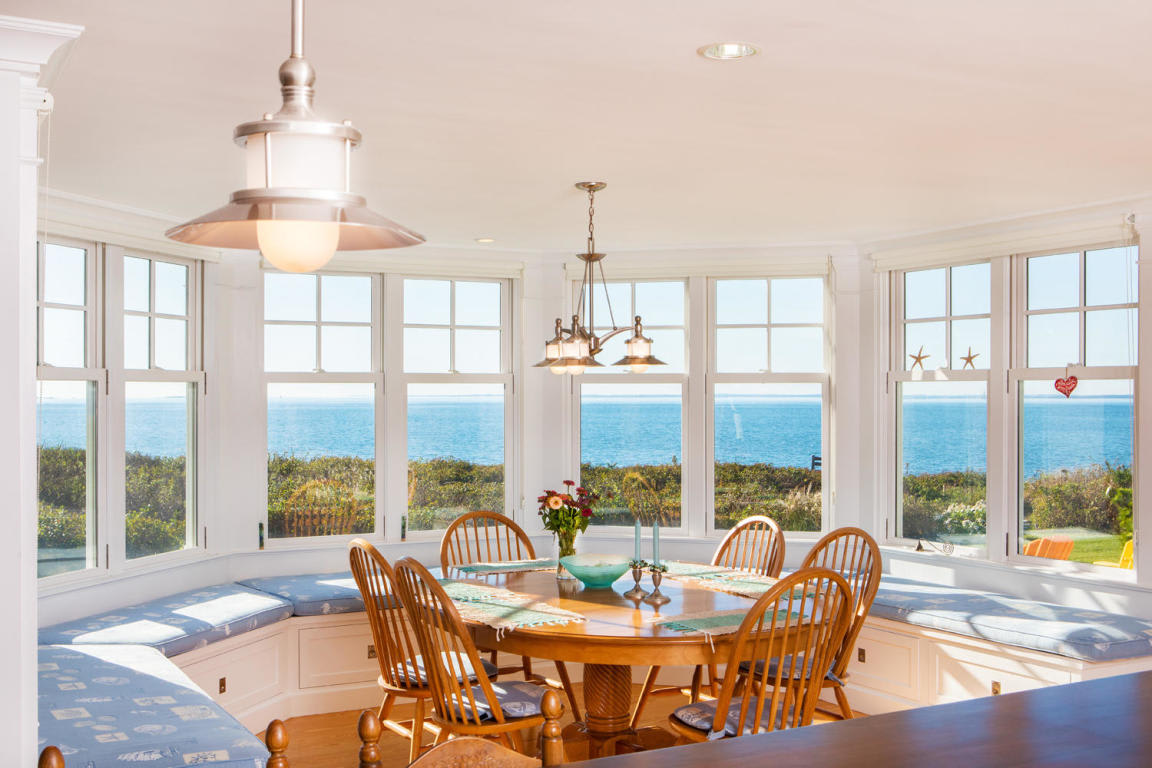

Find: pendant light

[535,182,665,374]
[165,0,424,271]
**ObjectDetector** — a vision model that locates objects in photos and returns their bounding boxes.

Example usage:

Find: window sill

[37,547,224,598]
[881,542,1141,590]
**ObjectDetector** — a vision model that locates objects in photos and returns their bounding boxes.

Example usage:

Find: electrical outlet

[857,647,866,663]
[218,677,226,694]
[991,681,1001,696]
[367,645,376,659]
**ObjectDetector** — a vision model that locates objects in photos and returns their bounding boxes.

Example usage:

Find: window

[892,265,990,547]
[581,382,683,527]
[264,273,378,539]
[711,278,826,532]
[37,242,98,577]
[122,253,200,559]
[36,241,206,578]
[1017,247,1137,564]
[572,280,686,529]
[402,278,512,533]
[888,247,1138,571]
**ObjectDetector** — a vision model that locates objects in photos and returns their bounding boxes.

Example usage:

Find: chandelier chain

[587,186,596,254]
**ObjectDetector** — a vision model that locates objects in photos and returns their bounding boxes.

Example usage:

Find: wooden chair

[712,515,787,576]
[1095,539,1134,569]
[440,511,581,720]
[798,526,883,719]
[632,515,786,723]
[393,556,566,757]
[1023,535,1074,560]
[351,538,472,762]
[666,567,853,743]
[284,478,362,537]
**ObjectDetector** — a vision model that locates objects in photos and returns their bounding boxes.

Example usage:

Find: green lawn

[1023,529,1128,565]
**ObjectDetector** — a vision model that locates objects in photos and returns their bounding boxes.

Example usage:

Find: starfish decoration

[960,347,979,369]
[908,345,930,371]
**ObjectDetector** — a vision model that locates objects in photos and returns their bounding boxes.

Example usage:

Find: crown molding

[562,244,855,279]
[0,16,82,75]
[865,194,1152,272]
[40,188,223,261]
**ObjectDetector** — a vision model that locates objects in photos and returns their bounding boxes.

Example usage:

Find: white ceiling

[8,0,1152,251]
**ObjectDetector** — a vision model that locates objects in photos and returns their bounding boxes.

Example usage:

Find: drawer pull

[367,645,377,659]
[858,647,866,663]
[991,681,1001,696]
[218,677,226,694]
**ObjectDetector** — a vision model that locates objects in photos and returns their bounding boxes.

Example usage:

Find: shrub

[38,504,86,549]
[126,510,185,559]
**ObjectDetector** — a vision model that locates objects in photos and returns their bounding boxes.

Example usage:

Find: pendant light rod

[290,0,305,59]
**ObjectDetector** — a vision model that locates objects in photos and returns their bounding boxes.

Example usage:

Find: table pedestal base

[560,663,677,759]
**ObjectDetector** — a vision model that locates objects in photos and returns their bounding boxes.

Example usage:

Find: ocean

[36,395,1134,477]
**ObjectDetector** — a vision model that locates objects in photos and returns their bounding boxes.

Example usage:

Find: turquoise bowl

[559,554,631,589]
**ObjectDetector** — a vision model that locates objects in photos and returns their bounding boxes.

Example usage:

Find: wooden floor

[263,683,854,768]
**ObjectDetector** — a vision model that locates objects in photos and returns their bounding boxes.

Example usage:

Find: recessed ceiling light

[475,237,496,244]
[697,42,759,61]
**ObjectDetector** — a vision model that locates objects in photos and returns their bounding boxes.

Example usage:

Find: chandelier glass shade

[165,0,424,271]
[535,182,665,375]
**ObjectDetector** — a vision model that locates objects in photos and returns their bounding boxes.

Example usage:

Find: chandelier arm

[595,326,634,345]
[596,258,618,330]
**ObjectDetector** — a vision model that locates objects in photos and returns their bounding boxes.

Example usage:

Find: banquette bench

[38,570,1152,765]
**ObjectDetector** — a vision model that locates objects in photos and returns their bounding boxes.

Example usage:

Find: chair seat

[397,654,499,686]
[451,680,549,721]
[672,696,791,738]
[737,656,843,686]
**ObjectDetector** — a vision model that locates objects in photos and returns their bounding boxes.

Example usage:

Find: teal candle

[653,520,661,566]
[634,519,642,562]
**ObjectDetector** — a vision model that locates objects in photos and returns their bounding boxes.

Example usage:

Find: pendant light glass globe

[256,220,340,272]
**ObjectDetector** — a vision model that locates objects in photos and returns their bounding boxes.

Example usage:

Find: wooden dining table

[432,565,765,759]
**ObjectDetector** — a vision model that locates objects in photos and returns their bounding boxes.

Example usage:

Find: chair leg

[689,665,703,703]
[707,664,720,697]
[521,655,534,681]
[629,666,661,730]
[554,661,582,722]
[433,728,450,746]
[408,697,425,763]
[507,729,525,754]
[378,692,396,721]
[832,684,854,719]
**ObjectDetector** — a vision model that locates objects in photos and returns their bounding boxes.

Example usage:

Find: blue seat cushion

[672,697,790,738]
[237,571,366,616]
[38,644,269,767]
[872,575,1152,662]
[448,680,549,721]
[38,584,293,657]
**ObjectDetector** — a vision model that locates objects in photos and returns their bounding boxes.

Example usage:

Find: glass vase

[555,530,578,580]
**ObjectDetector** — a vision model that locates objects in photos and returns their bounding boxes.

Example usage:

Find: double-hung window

[119,251,203,559]
[710,277,827,532]
[401,278,512,534]
[574,280,687,529]
[892,263,991,551]
[37,240,100,577]
[264,272,379,540]
[1014,247,1137,564]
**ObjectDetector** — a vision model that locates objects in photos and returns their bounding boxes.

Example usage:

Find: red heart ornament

[1054,376,1078,398]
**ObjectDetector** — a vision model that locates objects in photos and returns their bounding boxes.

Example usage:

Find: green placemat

[452,558,558,575]
[439,579,586,633]
[656,607,801,636]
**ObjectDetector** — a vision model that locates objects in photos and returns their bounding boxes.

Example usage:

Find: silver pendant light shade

[165,0,424,272]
